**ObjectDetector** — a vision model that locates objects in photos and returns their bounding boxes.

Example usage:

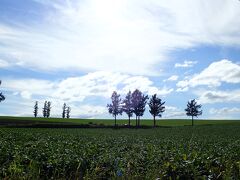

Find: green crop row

[0,126,240,179]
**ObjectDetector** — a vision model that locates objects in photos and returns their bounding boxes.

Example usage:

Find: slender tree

[148,94,165,127]
[131,89,148,127]
[33,101,38,118]
[0,80,5,103]
[122,91,133,126]
[185,99,202,126]
[43,101,48,117]
[107,91,122,127]
[46,101,51,118]
[66,106,71,119]
[62,103,66,118]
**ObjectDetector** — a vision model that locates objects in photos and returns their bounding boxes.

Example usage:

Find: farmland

[0,118,240,179]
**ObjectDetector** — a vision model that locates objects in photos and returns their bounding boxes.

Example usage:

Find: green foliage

[0,125,240,179]
[33,101,38,118]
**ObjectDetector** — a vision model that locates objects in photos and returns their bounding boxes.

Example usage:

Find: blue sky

[0,0,240,119]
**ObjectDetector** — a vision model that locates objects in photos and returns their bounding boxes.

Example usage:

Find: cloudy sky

[0,0,240,119]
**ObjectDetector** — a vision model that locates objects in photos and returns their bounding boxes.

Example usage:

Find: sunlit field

[0,117,240,179]
[0,116,239,127]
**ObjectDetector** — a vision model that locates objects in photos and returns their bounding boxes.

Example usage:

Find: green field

[0,117,240,179]
[0,116,239,127]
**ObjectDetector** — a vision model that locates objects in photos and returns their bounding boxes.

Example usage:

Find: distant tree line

[33,101,71,118]
[107,89,202,127]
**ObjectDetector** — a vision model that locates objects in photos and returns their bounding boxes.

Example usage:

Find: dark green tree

[66,106,71,119]
[33,101,38,117]
[62,103,66,118]
[122,91,133,126]
[107,91,122,127]
[148,94,165,127]
[0,80,5,103]
[43,101,48,117]
[46,101,51,118]
[185,99,202,126]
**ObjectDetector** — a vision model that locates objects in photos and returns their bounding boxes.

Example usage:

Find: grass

[0,116,239,127]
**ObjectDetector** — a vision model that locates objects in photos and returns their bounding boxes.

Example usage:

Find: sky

[0,0,240,119]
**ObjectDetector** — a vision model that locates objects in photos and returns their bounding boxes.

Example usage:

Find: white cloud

[72,105,106,118]
[164,106,185,118]
[177,59,240,91]
[0,59,10,68]
[166,75,179,81]
[175,61,197,68]
[20,91,32,99]
[1,0,240,75]
[210,107,240,115]
[3,79,55,99]
[2,71,173,103]
[197,89,240,104]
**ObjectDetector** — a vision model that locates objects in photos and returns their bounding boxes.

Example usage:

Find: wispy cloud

[197,89,240,104]
[166,75,178,81]
[175,61,198,68]
[1,0,240,75]
[210,107,240,115]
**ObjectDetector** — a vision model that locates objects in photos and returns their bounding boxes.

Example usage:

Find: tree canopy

[185,99,202,126]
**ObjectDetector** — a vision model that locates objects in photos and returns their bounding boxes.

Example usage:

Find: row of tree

[33,101,71,118]
[107,89,202,127]
[0,80,202,126]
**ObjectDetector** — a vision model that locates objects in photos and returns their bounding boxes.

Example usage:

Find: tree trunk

[192,116,193,126]
[138,116,140,127]
[115,115,116,127]
[128,115,130,127]
[136,115,137,127]
[154,116,156,127]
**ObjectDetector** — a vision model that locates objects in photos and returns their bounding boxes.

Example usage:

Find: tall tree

[148,94,165,127]
[46,101,51,118]
[107,91,122,127]
[62,103,66,118]
[185,99,202,126]
[66,106,71,119]
[0,80,5,103]
[122,91,133,126]
[131,89,142,126]
[43,101,48,117]
[131,89,148,127]
[33,101,38,118]
[137,93,148,126]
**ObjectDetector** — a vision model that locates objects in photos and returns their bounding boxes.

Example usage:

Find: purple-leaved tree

[122,91,133,126]
[131,89,148,127]
[107,91,123,126]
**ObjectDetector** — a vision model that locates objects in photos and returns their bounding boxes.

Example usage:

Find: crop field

[0,122,240,179]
